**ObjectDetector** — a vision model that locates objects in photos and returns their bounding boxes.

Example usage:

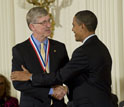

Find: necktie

[41,43,49,73]
[41,43,52,105]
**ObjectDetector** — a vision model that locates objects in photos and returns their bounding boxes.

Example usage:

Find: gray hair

[26,7,49,27]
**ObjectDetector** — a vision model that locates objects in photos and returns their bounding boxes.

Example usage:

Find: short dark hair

[75,10,98,32]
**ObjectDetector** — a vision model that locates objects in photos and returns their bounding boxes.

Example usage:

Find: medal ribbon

[29,35,50,72]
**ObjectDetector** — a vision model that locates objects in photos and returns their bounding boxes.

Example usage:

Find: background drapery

[0,0,123,102]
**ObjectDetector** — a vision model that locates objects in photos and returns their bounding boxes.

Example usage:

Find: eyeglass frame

[33,18,52,26]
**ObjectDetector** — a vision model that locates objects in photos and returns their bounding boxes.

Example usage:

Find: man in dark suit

[11,7,69,107]
[11,10,118,107]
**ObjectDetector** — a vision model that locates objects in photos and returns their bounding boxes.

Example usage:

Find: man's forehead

[39,15,50,20]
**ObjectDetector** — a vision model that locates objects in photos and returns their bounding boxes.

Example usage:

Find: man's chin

[75,39,82,42]
[75,38,79,41]
[45,33,51,37]
[47,32,51,36]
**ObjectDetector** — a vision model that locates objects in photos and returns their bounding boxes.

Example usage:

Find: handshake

[51,85,68,100]
[11,66,68,100]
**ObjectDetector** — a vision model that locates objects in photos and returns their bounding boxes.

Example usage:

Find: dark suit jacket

[31,36,115,107]
[12,38,69,107]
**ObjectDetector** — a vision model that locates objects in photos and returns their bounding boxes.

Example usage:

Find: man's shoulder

[13,39,29,49]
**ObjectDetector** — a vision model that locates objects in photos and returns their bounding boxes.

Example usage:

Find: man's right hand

[11,65,32,81]
[52,85,68,100]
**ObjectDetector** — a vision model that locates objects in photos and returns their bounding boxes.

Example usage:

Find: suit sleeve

[12,46,50,101]
[32,48,88,86]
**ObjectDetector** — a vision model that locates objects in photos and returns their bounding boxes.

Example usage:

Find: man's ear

[81,23,86,29]
[29,24,34,31]
[81,24,88,32]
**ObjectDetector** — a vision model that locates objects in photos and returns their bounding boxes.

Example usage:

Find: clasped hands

[11,65,68,100]
[52,85,68,100]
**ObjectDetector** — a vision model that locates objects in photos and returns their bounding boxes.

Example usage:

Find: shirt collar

[32,34,48,46]
[31,34,48,51]
[82,34,96,45]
